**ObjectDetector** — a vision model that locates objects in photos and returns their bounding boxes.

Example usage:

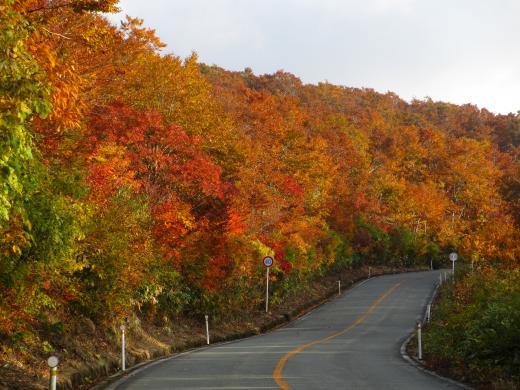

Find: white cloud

[108,0,520,114]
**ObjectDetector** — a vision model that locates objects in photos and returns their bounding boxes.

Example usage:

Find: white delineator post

[120,324,126,371]
[205,315,210,344]
[439,273,443,286]
[426,304,431,322]
[417,322,423,360]
[47,356,58,390]
[338,280,341,296]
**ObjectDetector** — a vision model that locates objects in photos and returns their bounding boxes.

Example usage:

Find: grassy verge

[418,268,520,390]
[0,265,423,390]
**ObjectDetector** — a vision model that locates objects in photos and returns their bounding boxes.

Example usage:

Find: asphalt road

[111,271,461,390]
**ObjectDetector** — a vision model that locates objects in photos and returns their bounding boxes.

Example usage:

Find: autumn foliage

[1,0,519,353]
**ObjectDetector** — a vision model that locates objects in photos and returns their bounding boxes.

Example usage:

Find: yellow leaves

[178,212,196,231]
[2,0,519,347]
[0,218,31,258]
[11,245,22,255]
[460,214,518,267]
[249,239,274,258]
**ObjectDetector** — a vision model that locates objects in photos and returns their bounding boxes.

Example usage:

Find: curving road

[109,271,461,390]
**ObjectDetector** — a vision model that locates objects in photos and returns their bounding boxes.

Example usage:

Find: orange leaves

[120,16,166,50]
[87,102,226,269]
[88,102,225,202]
[3,0,520,341]
[86,142,138,206]
[226,208,247,235]
[17,0,119,14]
[152,197,195,260]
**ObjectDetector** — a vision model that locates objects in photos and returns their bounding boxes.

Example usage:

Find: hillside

[1,1,519,388]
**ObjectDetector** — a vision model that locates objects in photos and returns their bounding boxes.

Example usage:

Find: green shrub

[424,269,520,386]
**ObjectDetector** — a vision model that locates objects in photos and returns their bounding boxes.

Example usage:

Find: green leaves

[0,3,50,223]
[425,270,520,385]
[1,0,519,355]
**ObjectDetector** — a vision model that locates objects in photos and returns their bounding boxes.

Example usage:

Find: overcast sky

[108,0,520,115]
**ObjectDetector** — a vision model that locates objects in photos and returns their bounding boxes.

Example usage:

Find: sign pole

[449,252,458,276]
[263,256,274,313]
[47,356,59,390]
[266,267,270,313]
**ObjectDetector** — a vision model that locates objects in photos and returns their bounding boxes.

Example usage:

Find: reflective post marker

[338,280,341,296]
[417,322,423,360]
[426,304,431,322]
[205,315,210,344]
[47,356,58,390]
[120,324,126,371]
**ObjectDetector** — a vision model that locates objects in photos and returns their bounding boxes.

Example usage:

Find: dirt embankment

[0,265,425,390]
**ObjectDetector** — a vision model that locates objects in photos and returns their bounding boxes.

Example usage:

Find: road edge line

[92,271,387,389]
[399,280,474,390]
[93,270,429,389]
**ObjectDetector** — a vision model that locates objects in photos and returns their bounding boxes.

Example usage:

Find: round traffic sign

[47,356,59,368]
[449,252,458,262]
[263,256,274,268]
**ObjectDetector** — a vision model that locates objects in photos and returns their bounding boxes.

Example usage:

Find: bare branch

[42,27,72,40]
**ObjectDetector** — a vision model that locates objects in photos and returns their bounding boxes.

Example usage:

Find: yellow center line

[272,282,402,390]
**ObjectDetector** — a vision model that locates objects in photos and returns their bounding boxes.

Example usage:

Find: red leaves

[5,1,520,343]
[281,176,304,198]
[88,102,224,202]
[278,259,293,274]
[86,142,138,206]
[274,250,293,274]
[87,102,226,266]
[151,196,194,261]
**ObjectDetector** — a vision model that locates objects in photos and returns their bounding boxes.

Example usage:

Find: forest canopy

[1,0,519,338]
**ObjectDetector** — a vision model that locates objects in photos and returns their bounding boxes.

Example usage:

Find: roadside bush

[424,268,520,387]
